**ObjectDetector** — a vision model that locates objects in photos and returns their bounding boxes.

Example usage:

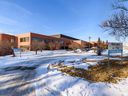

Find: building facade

[0,32,90,52]
[0,33,18,56]
[73,40,90,48]
[51,34,90,48]
[0,33,18,48]
[17,32,72,51]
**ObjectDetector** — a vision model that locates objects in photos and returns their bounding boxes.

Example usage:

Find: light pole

[89,36,91,49]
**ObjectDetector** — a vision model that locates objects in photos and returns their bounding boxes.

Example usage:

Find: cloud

[10,2,32,16]
[0,1,32,26]
[0,1,32,16]
[0,16,18,25]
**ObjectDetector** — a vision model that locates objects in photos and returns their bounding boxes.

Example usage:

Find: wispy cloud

[10,2,32,16]
[0,1,32,26]
[0,1,32,16]
[0,16,18,25]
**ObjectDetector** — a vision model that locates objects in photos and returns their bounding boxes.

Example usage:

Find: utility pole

[89,36,91,49]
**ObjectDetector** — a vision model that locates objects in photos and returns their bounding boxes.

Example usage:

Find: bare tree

[55,42,61,50]
[101,11,128,41]
[112,0,128,11]
[68,42,81,50]
[31,41,40,55]
[101,0,128,41]
[38,42,46,52]
[32,41,46,54]
[48,42,55,50]
[0,41,15,56]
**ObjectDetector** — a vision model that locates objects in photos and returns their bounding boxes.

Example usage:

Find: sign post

[108,42,123,66]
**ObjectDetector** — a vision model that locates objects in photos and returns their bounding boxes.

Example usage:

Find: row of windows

[20,37,29,42]
[32,37,42,42]
[32,37,64,44]
[20,37,65,44]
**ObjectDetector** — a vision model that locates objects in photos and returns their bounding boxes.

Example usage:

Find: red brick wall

[0,34,18,56]
[16,32,72,50]
[0,33,18,48]
[30,32,71,50]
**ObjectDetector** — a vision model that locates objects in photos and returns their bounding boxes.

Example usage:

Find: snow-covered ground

[0,50,128,96]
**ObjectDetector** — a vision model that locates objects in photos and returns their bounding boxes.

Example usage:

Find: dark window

[20,37,29,42]
[32,37,42,42]
[44,39,49,43]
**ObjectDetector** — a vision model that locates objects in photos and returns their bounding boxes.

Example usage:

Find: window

[52,40,54,42]
[20,37,29,42]
[44,39,49,43]
[32,37,42,42]
[55,40,60,43]
[60,40,64,44]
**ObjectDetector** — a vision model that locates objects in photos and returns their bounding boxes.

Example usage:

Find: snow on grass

[35,66,128,96]
[1,50,128,96]
[33,51,128,96]
[64,62,90,70]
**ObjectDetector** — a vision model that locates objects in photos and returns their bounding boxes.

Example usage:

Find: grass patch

[56,59,128,83]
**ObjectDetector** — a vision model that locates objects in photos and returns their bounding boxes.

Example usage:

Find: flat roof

[51,34,79,40]
[0,33,16,37]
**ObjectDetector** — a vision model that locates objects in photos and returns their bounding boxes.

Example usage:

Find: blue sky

[0,0,117,41]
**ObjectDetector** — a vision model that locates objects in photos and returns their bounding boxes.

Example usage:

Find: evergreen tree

[97,38,102,56]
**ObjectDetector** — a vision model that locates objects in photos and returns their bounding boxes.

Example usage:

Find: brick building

[51,34,90,48]
[0,32,91,55]
[0,33,18,48]
[73,40,90,48]
[0,33,18,56]
[17,32,71,50]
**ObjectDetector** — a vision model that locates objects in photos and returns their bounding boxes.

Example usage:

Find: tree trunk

[35,50,38,55]
[97,48,101,56]
[12,49,15,57]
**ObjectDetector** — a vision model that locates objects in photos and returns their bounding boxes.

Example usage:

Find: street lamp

[89,36,91,49]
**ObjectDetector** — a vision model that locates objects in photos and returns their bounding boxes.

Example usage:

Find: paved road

[0,55,81,96]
